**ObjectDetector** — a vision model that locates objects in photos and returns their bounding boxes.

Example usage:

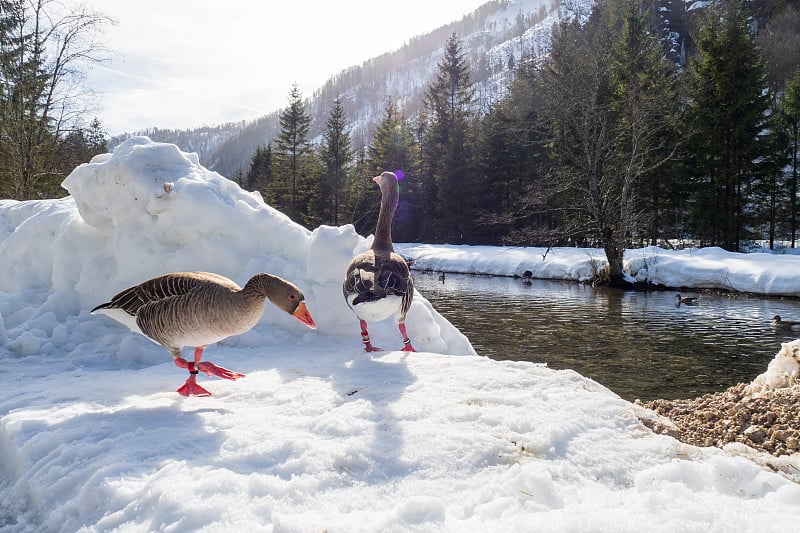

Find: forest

[2,0,799,287]
[237,0,799,285]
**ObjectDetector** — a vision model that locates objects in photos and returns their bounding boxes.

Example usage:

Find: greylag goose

[675,294,698,306]
[772,315,800,332]
[438,272,446,283]
[92,271,316,396]
[343,171,415,352]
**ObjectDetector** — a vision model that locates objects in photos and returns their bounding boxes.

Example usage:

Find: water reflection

[415,271,800,402]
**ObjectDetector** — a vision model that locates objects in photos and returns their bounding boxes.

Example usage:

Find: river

[414,271,800,402]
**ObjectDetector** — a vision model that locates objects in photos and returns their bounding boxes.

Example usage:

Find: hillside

[108,0,799,180]
[110,0,584,178]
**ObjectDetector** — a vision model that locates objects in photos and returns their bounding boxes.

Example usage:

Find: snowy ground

[396,242,800,297]
[2,138,800,532]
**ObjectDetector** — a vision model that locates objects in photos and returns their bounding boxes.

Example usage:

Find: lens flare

[394,169,405,181]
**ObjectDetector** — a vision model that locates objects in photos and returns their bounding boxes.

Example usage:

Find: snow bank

[397,243,606,282]
[3,343,800,532]
[398,243,800,297]
[2,138,800,531]
[0,137,473,356]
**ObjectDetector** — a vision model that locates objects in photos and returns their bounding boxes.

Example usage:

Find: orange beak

[292,301,316,329]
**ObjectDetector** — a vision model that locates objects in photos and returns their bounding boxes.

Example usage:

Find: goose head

[246,274,316,329]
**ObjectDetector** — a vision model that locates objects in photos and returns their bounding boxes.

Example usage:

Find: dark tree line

[242,0,800,285]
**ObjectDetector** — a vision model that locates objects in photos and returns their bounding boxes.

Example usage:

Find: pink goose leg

[174,346,246,396]
[399,323,416,352]
[360,320,383,352]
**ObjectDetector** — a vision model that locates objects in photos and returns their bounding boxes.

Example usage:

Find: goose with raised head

[772,315,800,332]
[92,271,316,396]
[343,171,416,352]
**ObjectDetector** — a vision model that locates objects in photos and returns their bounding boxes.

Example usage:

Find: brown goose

[675,294,699,306]
[92,271,316,396]
[343,171,415,352]
[772,315,800,332]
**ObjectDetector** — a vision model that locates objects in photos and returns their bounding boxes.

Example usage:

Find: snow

[747,341,800,395]
[397,243,800,297]
[1,138,800,532]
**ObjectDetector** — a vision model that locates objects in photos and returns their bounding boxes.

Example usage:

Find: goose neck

[373,183,398,251]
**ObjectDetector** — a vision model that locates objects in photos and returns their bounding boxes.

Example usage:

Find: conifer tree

[686,0,771,251]
[274,83,312,222]
[475,63,552,245]
[317,97,351,225]
[781,70,800,247]
[366,100,420,241]
[606,0,683,247]
[421,32,476,242]
[243,144,273,202]
[53,117,107,194]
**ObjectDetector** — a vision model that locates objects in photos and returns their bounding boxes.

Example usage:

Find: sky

[2,137,800,530]
[82,0,489,136]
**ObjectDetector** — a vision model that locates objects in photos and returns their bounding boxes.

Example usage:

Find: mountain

[115,0,800,180]
[110,0,592,179]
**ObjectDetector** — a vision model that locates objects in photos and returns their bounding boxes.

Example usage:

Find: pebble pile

[640,339,800,458]
[642,382,800,456]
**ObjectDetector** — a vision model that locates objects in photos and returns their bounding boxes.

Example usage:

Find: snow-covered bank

[2,138,800,531]
[397,243,800,297]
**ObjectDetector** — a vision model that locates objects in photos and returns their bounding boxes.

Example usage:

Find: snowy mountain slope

[113,0,594,179]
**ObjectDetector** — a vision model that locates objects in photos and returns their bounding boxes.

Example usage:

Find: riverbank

[397,243,800,298]
[401,244,800,462]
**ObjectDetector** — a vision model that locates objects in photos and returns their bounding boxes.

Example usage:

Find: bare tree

[0,0,111,199]
[539,1,682,285]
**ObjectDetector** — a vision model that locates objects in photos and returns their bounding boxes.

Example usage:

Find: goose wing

[92,272,239,316]
[344,252,413,316]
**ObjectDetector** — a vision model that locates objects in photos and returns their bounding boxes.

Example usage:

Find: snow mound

[0,137,473,356]
[747,340,800,395]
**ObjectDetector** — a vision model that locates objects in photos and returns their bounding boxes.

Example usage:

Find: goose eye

[288,294,297,301]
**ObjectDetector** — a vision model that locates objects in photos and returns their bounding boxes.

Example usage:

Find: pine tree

[365,100,420,241]
[476,63,553,245]
[316,97,351,225]
[243,144,273,202]
[781,70,800,246]
[53,117,107,191]
[274,83,312,222]
[606,0,683,247]
[687,0,772,251]
[421,33,476,243]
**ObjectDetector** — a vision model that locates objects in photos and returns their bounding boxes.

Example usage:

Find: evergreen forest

[239,0,799,286]
[2,0,799,287]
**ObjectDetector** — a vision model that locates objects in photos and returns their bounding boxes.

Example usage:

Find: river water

[414,271,800,402]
